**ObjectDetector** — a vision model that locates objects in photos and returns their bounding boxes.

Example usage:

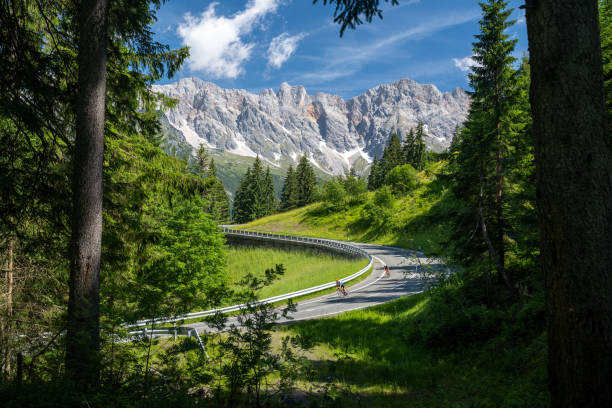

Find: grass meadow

[281,293,548,407]
[236,161,453,256]
[225,245,368,300]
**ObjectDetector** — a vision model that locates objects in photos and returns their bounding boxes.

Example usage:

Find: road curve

[189,241,445,331]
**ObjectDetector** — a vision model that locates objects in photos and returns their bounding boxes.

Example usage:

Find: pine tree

[412,121,427,170]
[296,155,317,206]
[402,128,416,166]
[280,165,299,210]
[451,0,518,289]
[263,167,277,216]
[367,156,384,190]
[232,157,276,222]
[381,132,404,175]
[249,156,266,219]
[233,168,253,223]
[206,160,229,223]
[209,157,218,178]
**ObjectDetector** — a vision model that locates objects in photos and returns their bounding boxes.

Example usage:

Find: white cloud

[453,56,479,72]
[267,32,306,68]
[292,11,478,85]
[178,0,279,78]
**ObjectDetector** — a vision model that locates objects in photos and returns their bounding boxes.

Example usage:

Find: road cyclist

[335,279,348,296]
[384,264,391,278]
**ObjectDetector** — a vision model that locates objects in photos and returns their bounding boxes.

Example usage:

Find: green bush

[341,175,367,205]
[322,180,347,209]
[384,164,419,194]
[361,186,395,230]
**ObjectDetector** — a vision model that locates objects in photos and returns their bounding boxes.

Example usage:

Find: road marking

[349,256,387,293]
[297,256,386,307]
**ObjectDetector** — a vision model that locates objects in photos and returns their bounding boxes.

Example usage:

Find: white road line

[349,256,388,293]
[297,257,386,307]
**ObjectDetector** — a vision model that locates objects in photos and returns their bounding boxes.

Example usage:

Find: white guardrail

[124,228,373,330]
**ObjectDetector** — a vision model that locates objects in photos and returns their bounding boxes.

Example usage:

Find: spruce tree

[281,165,298,210]
[296,155,317,206]
[209,157,217,178]
[402,128,416,166]
[232,157,276,222]
[412,121,427,170]
[381,132,403,175]
[367,156,379,190]
[451,0,518,289]
[249,156,266,219]
[263,167,277,216]
[233,168,253,223]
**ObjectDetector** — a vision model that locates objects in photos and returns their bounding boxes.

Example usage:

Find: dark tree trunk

[525,1,612,406]
[65,0,109,387]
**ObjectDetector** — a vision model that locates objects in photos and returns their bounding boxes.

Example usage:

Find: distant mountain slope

[153,78,469,175]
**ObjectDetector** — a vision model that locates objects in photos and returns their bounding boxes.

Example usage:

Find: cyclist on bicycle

[340,280,347,295]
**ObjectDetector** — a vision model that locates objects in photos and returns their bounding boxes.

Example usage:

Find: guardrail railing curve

[124,228,373,330]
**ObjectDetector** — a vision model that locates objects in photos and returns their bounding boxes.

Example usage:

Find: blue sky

[153,0,528,98]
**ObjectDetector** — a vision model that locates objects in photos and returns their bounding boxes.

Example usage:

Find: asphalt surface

[188,242,447,332]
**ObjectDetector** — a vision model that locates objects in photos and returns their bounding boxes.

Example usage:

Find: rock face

[153,78,470,174]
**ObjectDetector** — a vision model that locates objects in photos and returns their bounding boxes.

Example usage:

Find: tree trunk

[65,0,109,388]
[2,239,14,379]
[525,1,612,406]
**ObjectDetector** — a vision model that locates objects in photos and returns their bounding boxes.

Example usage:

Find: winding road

[187,241,445,331]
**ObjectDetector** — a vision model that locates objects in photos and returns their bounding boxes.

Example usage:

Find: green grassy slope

[283,293,547,407]
[225,246,368,301]
[237,161,452,255]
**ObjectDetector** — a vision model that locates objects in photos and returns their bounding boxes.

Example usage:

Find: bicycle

[335,281,348,296]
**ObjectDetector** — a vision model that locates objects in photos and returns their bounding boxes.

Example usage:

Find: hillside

[237,161,451,255]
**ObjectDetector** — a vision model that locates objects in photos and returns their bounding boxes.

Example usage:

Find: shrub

[341,175,367,205]
[361,186,395,230]
[385,164,419,194]
[322,180,347,209]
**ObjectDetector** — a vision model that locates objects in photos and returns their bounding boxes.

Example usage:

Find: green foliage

[322,179,347,209]
[361,186,395,230]
[446,0,537,291]
[367,155,384,190]
[321,173,367,210]
[205,265,312,407]
[341,173,368,205]
[296,155,318,206]
[369,125,428,192]
[381,132,404,174]
[384,164,419,194]
[280,165,299,210]
[135,196,228,319]
[232,157,278,223]
[193,145,229,222]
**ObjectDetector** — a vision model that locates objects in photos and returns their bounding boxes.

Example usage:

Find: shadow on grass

[284,294,548,408]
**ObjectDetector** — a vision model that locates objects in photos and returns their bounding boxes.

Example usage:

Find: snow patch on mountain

[153,78,469,174]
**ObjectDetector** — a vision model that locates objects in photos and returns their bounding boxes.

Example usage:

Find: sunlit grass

[236,162,451,255]
[225,246,368,300]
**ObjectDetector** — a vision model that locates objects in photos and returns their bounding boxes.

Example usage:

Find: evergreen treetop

[296,155,317,206]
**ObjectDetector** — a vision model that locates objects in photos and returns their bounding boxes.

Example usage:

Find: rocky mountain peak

[153,78,470,175]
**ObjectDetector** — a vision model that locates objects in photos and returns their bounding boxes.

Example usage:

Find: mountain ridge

[153,77,470,175]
